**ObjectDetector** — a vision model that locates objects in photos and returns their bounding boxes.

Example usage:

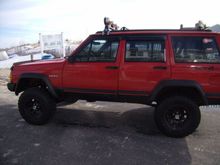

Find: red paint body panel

[62,61,119,91]
[12,59,65,88]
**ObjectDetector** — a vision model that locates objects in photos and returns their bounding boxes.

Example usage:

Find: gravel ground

[0,69,220,165]
[0,69,10,85]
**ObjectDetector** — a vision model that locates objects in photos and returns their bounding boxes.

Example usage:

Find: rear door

[170,34,220,96]
[118,35,171,96]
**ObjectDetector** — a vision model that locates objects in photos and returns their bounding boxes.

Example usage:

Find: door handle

[105,66,119,70]
[191,66,214,71]
[207,66,214,71]
[153,66,167,70]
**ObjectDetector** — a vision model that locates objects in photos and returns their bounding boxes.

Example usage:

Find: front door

[63,36,120,94]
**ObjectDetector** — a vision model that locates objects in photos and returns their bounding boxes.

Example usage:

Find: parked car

[7,23,220,137]
[41,54,54,60]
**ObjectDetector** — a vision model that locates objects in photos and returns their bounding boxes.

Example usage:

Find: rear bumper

[7,83,16,92]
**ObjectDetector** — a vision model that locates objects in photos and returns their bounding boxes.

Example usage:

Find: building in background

[40,33,65,58]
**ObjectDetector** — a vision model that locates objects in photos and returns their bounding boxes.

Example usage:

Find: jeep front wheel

[154,96,201,138]
[18,88,56,125]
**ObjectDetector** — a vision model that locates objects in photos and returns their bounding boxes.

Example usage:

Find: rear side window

[125,40,165,62]
[172,36,220,63]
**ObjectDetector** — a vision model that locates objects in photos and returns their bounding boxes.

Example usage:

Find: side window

[172,36,220,63]
[125,40,165,62]
[76,44,90,62]
[76,39,119,62]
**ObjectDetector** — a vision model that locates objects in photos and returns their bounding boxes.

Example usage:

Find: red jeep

[7,25,220,137]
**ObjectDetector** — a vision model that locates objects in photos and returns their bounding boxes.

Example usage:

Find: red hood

[13,58,66,67]
[12,58,66,84]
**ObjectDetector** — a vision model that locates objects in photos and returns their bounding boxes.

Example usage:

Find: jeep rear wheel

[18,88,56,125]
[155,96,201,138]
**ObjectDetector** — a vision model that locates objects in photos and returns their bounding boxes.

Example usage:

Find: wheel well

[16,78,46,94]
[155,87,205,106]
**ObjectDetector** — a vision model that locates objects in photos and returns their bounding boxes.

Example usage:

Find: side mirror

[68,55,76,63]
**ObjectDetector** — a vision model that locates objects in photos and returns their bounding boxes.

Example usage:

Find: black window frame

[171,36,220,64]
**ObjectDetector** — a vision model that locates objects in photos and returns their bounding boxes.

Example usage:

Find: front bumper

[7,83,16,92]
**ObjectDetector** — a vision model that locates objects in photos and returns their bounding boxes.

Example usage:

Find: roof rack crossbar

[99,18,212,34]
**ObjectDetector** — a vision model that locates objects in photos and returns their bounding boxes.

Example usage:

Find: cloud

[0,0,219,48]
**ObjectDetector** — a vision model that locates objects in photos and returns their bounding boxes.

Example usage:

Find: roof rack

[99,18,212,34]
[180,21,212,32]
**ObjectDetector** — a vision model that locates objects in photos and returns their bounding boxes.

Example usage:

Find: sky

[0,0,219,49]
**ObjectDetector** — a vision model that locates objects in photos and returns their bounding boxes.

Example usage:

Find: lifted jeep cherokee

[7,23,220,137]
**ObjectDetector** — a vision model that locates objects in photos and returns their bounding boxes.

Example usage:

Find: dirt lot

[0,69,220,165]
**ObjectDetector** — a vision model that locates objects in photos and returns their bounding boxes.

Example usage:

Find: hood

[11,58,66,84]
[12,58,66,77]
[13,58,66,67]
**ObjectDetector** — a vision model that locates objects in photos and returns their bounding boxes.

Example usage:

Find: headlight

[8,65,14,82]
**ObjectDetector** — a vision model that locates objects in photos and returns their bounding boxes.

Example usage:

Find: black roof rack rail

[96,28,212,34]
[98,18,212,35]
[180,24,212,32]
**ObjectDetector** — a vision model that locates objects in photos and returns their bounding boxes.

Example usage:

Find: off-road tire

[18,88,56,125]
[155,96,201,138]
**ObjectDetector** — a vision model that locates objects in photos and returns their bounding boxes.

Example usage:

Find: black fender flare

[15,73,58,98]
[149,80,208,105]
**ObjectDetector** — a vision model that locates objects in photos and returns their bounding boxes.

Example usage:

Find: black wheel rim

[165,106,190,130]
[25,98,42,117]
